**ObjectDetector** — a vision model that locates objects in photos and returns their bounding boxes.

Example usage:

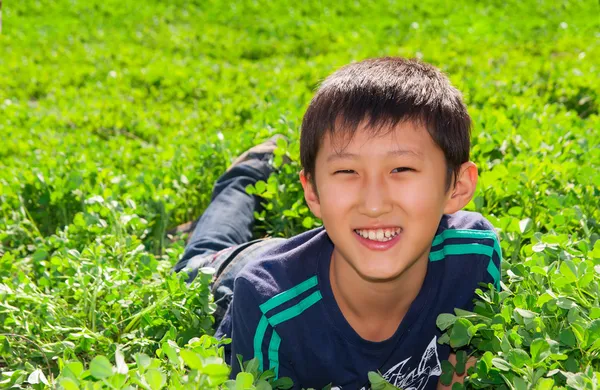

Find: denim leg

[173,159,273,278]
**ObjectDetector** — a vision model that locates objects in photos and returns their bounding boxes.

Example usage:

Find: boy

[174,57,501,389]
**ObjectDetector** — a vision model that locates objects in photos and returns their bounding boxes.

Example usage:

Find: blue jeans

[173,159,285,326]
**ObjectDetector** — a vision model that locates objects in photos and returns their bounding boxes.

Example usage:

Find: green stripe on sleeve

[253,276,321,376]
[253,315,269,371]
[255,290,323,378]
[269,290,323,326]
[253,279,322,376]
[429,243,494,262]
[259,276,318,314]
[268,330,282,378]
[487,260,501,290]
[429,241,502,290]
[431,229,501,259]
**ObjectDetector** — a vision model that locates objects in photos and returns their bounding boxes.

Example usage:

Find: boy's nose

[357,177,393,217]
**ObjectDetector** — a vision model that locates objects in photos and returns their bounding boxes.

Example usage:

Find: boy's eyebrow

[326,149,423,162]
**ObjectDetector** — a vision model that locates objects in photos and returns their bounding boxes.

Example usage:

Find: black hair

[300,57,471,192]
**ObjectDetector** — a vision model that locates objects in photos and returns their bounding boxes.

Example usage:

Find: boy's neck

[329,250,429,342]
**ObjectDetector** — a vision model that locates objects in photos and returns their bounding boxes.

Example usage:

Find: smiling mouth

[353,227,402,242]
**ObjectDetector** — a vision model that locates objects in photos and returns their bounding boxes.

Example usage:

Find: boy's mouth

[353,227,402,242]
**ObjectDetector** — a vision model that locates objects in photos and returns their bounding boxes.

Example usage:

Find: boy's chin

[352,264,413,283]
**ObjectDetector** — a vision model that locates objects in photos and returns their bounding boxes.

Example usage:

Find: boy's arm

[229,277,297,382]
[438,220,502,389]
[229,276,264,375]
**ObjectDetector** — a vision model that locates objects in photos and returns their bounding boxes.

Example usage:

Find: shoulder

[234,227,330,304]
[433,210,500,247]
[437,210,497,233]
[431,210,502,290]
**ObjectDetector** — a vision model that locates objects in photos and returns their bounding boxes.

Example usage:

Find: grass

[0,0,599,388]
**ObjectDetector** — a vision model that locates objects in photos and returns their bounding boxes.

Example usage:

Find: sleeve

[462,221,502,316]
[480,220,502,291]
[229,277,260,375]
[228,277,298,383]
[445,213,502,312]
[457,212,503,291]
[485,244,502,291]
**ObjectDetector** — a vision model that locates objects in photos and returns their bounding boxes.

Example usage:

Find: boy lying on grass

[174,57,501,389]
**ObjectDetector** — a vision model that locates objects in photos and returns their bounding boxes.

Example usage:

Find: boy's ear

[299,170,322,219]
[443,162,478,215]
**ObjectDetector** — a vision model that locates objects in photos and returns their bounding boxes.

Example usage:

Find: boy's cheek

[398,180,448,214]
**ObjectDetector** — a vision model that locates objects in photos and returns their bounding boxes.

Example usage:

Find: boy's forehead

[321,120,431,157]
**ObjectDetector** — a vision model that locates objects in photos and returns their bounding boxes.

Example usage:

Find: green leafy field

[1,0,599,388]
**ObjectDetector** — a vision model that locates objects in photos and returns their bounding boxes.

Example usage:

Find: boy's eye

[334,170,356,175]
[392,167,413,173]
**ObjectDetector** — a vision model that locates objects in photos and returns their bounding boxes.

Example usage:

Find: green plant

[0,0,598,388]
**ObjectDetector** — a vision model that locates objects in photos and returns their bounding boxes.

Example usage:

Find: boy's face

[300,120,477,282]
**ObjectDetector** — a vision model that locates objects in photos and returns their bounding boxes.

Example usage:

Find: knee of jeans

[174,254,212,282]
[243,159,274,178]
[221,159,273,182]
[213,285,233,311]
[184,268,199,283]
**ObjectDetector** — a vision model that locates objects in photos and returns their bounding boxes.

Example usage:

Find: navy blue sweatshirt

[216,211,501,389]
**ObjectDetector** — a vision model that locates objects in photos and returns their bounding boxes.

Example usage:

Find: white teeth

[354,228,401,242]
